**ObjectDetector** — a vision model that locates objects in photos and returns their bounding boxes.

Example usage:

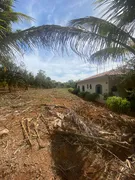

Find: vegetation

[0,0,134,70]
[0,0,134,67]
[0,0,35,58]
[103,92,113,100]
[0,60,77,91]
[0,0,134,102]
[78,92,86,98]
[68,88,74,93]
[15,0,133,67]
[70,88,99,102]
[106,96,131,113]
[84,92,99,102]
[96,0,135,27]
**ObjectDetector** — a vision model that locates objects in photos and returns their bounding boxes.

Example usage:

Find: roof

[78,69,123,83]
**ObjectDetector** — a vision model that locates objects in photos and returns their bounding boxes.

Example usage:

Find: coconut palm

[3,17,135,62]
[1,0,135,65]
[0,0,33,35]
[0,0,34,59]
[96,0,135,29]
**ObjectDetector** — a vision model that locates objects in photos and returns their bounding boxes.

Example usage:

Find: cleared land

[0,89,135,180]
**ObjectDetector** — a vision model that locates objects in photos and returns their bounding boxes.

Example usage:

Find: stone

[0,128,9,137]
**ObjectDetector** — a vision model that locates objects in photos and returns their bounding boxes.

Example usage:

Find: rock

[53,118,62,128]
[0,128,9,137]
[109,114,113,118]
[56,112,64,120]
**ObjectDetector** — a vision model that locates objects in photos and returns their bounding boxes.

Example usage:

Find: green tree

[27,72,35,87]
[1,0,135,64]
[96,0,135,27]
[0,59,28,91]
[35,70,46,88]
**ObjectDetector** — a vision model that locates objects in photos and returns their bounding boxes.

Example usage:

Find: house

[77,69,123,101]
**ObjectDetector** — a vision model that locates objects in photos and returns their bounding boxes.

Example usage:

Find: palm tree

[3,18,135,62]
[0,1,33,34]
[0,0,33,60]
[96,0,135,28]
[1,0,135,65]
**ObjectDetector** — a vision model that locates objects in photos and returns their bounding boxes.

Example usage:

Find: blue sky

[12,0,119,82]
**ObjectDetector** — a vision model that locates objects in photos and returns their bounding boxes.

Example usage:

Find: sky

[12,0,119,82]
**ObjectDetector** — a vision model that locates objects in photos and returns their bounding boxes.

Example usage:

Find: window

[87,84,89,89]
[90,84,92,89]
[95,84,102,94]
[82,85,85,92]
[78,86,80,91]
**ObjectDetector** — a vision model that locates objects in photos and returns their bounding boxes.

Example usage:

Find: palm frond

[69,16,135,43]
[96,0,135,34]
[0,11,34,33]
[0,1,34,37]
[0,11,34,22]
[96,0,135,22]
[1,25,135,62]
[90,47,128,63]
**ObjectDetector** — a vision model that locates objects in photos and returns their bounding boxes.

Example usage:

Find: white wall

[77,76,109,95]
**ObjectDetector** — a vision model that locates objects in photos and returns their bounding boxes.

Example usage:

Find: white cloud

[13,0,122,83]
[16,50,96,82]
[68,0,91,9]
[16,49,122,82]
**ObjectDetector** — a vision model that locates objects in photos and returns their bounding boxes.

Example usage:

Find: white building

[77,69,122,101]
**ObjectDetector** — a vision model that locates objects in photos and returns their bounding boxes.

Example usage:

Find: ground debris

[0,89,135,180]
[42,101,135,180]
[0,128,9,137]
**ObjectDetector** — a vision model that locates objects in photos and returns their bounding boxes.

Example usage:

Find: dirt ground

[0,89,135,180]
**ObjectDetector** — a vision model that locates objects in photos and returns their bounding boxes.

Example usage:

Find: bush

[103,92,113,100]
[68,88,74,93]
[72,88,80,95]
[84,92,99,102]
[68,88,80,95]
[78,92,86,98]
[106,96,130,113]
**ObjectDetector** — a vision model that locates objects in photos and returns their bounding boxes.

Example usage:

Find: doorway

[95,84,102,94]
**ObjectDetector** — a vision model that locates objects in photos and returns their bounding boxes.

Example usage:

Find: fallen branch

[40,103,67,109]
[20,119,32,146]
[33,117,45,149]
[54,130,130,150]
[40,114,51,134]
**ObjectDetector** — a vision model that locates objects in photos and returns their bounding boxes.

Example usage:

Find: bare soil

[0,89,135,180]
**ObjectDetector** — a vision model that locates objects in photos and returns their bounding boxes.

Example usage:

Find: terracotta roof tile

[78,69,123,83]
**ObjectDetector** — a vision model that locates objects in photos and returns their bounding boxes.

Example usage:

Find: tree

[0,0,32,36]
[24,0,134,65]
[0,0,135,65]
[0,59,28,91]
[35,70,46,88]
[96,0,135,27]
[27,72,35,87]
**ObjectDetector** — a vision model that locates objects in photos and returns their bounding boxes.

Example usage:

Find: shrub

[68,88,74,93]
[103,92,113,100]
[120,99,131,113]
[72,88,80,95]
[106,96,130,113]
[78,92,86,98]
[84,92,99,102]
